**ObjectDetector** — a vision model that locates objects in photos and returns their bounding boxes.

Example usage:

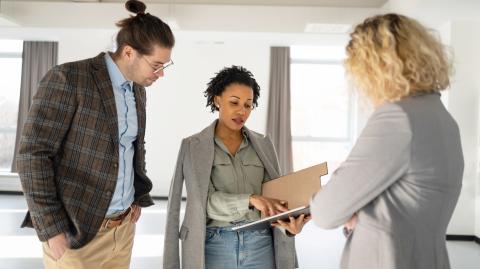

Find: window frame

[0,50,23,173]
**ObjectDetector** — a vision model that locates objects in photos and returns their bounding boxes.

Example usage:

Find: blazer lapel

[133,84,146,142]
[191,121,216,206]
[90,53,118,145]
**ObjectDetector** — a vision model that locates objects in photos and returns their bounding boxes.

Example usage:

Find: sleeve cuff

[233,193,252,215]
[31,209,71,242]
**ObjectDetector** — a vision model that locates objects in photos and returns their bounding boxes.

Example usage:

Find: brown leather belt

[101,207,131,229]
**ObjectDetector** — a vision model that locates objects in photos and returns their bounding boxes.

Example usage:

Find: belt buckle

[104,218,120,229]
[103,206,131,229]
[103,218,123,229]
[230,220,244,225]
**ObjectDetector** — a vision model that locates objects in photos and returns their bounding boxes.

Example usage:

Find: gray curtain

[266,47,293,174]
[11,41,58,172]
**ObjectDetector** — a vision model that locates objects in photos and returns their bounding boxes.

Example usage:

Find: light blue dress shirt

[104,52,137,216]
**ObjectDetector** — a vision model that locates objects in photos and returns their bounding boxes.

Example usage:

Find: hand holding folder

[262,162,328,209]
[231,162,328,231]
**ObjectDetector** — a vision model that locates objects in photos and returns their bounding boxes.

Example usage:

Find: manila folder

[261,162,328,209]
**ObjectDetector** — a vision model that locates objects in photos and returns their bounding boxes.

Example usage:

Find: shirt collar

[104,52,133,92]
[214,128,250,156]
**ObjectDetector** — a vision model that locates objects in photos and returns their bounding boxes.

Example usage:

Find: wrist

[48,232,65,240]
[248,194,256,209]
[48,233,67,245]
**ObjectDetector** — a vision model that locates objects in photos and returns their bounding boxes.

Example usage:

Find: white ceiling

[12,0,388,8]
[1,0,383,32]
[5,0,479,33]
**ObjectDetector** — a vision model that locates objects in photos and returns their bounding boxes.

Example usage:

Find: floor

[0,194,479,269]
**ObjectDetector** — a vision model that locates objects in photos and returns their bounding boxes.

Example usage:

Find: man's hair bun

[125,0,146,14]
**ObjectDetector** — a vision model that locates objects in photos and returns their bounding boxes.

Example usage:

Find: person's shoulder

[245,128,265,138]
[244,127,274,148]
[367,101,411,134]
[373,100,407,116]
[186,129,208,142]
[181,135,196,144]
[54,53,104,75]
[395,92,441,111]
[184,121,216,142]
[245,128,268,142]
[41,54,106,92]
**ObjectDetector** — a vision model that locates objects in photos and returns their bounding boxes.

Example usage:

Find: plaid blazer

[16,53,154,248]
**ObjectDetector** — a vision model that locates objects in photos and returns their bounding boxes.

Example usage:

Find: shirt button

[113,163,118,168]
[106,191,111,196]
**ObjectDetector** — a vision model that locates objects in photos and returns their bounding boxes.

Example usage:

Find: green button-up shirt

[207,131,265,227]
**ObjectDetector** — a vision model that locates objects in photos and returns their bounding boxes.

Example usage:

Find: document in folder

[262,162,328,209]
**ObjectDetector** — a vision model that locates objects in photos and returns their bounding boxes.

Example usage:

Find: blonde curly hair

[345,13,452,103]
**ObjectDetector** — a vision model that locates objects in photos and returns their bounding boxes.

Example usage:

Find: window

[0,40,23,172]
[290,46,356,182]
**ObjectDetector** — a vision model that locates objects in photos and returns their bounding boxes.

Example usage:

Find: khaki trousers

[43,213,135,269]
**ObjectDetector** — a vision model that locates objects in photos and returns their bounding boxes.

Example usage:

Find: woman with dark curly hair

[163,66,309,269]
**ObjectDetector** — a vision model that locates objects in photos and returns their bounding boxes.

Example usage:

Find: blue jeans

[205,226,275,269]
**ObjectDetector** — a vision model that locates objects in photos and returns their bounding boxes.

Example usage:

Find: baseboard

[446,234,480,245]
[151,196,168,200]
[152,196,187,201]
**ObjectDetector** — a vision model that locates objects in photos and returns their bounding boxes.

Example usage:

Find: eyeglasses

[141,55,174,74]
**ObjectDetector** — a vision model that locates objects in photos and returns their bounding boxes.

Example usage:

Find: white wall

[144,35,273,196]
[444,21,480,236]
[0,0,362,195]
[0,25,349,195]
[145,31,350,195]
[1,1,378,32]
[449,21,480,238]
[1,0,480,237]
[382,0,480,26]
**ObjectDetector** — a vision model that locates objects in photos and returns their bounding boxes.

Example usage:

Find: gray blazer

[311,93,464,269]
[163,121,297,269]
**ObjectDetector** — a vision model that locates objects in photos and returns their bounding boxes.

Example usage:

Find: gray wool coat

[311,93,464,269]
[163,121,298,269]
